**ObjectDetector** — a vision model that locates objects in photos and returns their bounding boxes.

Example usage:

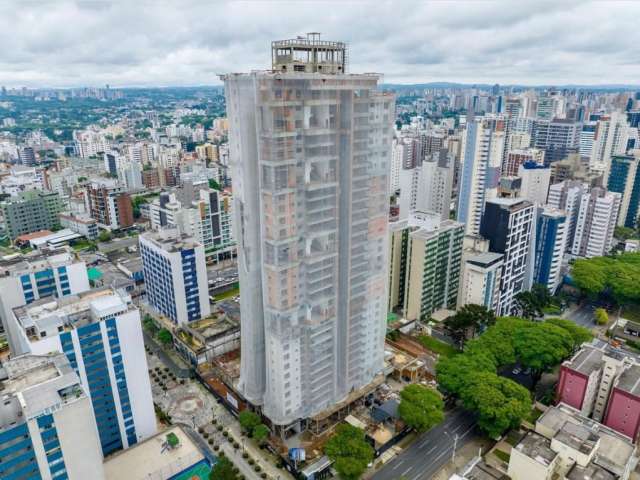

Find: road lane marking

[391,460,405,470]
[402,467,413,476]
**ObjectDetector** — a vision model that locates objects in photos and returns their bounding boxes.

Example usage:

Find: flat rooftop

[0,354,85,433]
[566,463,615,480]
[614,364,640,396]
[514,431,557,466]
[565,345,604,376]
[467,252,503,268]
[0,247,76,276]
[104,426,204,480]
[13,287,132,342]
[553,422,598,455]
[140,229,201,253]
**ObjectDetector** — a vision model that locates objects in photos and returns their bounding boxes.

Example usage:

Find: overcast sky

[1,0,639,88]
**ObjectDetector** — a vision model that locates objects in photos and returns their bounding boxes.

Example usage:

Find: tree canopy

[459,371,531,438]
[398,384,444,432]
[594,308,609,326]
[209,456,238,480]
[252,424,270,444]
[514,284,552,320]
[571,253,640,305]
[324,424,374,480]
[238,410,261,434]
[436,316,579,437]
[444,304,496,347]
[157,329,173,346]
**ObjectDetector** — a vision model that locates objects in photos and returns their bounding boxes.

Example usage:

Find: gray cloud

[0,0,638,87]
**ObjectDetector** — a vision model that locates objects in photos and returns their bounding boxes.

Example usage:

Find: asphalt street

[563,303,595,327]
[372,407,478,480]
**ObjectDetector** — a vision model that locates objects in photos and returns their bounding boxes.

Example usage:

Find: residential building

[0,353,104,480]
[579,122,597,159]
[531,118,580,165]
[479,198,535,315]
[518,162,551,205]
[403,212,464,321]
[0,190,63,239]
[547,180,589,251]
[533,207,568,293]
[18,146,36,166]
[458,235,503,311]
[59,212,99,239]
[86,179,134,230]
[8,288,157,455]
[571,187,621,258]
[140,230,210,325]
[399,149,453,221]
[0,248,90,352]
[502,148,545,177]
[592,112,630,180]
[222,35,394,427]
[388,220,410,313]
[607,153,640,228]
[604,364,640,442]
[457,115,506,235]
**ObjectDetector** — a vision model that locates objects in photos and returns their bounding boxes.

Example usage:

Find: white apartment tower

[223,35,394,427]
[571,187,621,258]
[457,115,506,235]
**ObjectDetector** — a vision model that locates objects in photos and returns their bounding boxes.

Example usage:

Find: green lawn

[213,286,239,301]
[417,335,459,358]
[622,304,640,323]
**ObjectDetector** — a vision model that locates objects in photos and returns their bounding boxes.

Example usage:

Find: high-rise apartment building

[223,35,394,426]
[533,207,568,293]
[18,146,37,166]
[547,180,589,251]
[399,149,453,221]
[458,235,503,311]
[531,118,581,164]
[140,230,210,325]
[518,162,551,205]
[0,248,90,353]
[0,190,63,239]
[403,213,464,321]
[480,198,535,315]
[388,220,410,314]
[571,187,621,258]
[0,353,105,479]
[607,153,640,228]
[592,112,630,180]
[502,148,545,177]
[8,288,156,456]
[457,115,506,235]
[86,179,134,230]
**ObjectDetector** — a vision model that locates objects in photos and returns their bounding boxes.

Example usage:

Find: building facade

[0,248,90,353]
[0,353,105,480]
[140,230,210,325]
[533,207,568,294]
[607,153,640,228]
[8,288,157,456]
[480,198,535,315]
[0,190,63,240]
[223,35,394,426]
[86,180,134,230]
[571,187,621,258]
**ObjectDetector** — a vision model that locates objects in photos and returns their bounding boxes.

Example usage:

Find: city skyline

[2,0,640,88]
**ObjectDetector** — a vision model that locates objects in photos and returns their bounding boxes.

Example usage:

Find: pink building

[604,364,640,442]
[556,345,604,416]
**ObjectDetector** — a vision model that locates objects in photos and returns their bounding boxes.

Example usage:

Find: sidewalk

[144,330,191,378]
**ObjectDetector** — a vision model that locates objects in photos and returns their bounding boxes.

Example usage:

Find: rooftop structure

[272,33,346,74]
[103,425,205,480]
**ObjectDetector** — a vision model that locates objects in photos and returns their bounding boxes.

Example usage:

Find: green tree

[444,304,496,347]
[460,371,531,438]
[98,230,112,242]
[238,410,261,434]
[157,328,173,346]
[594,308,609,325]
[513,323,573,385]
[614,226,638,241]
[436,351,496,395]
[252,424,270,444]
[545,318,592,350]
[514,285,551,320]
[398,384,444,432]
[324,424,374,480]
[209,456,238,480]
[571,257,610,298]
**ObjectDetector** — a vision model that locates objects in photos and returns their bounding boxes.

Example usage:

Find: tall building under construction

[223,34,394,427]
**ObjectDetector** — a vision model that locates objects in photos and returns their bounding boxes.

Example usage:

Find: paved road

[372,408,478,480]
[143,330,191,378]
[563,303,595,327]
